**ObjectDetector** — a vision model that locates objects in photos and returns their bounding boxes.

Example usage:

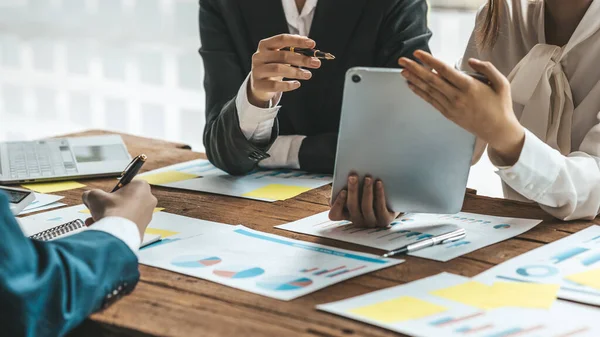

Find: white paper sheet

[138,159,332,202]
[476,226,600,307]
[318,273,600,337]
[18,193,65,214]
[276,211,542,262]
[139,225,403,300]
[139,211,232,249]
[19,202,66,215]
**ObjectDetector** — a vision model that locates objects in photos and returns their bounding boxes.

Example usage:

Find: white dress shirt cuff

[235,74,282,142]
[259,135,306,169]
[88,217,141,255]
[491,129,563,200]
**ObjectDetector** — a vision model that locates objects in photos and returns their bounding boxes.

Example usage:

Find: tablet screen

[1,188,31,203]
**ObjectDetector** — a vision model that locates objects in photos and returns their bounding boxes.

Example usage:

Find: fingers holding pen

[253,50,322,69]
[250,34,324,104]
[257,34,316,51]
[253,63,313,81]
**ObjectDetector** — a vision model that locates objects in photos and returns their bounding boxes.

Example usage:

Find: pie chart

[213,265,265,279]
[256,275,313,291]
[494,224,511,229]
[171,255,222,268]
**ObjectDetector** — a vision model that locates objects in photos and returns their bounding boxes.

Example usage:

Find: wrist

[248,79,273,108]
[488,120,525,166]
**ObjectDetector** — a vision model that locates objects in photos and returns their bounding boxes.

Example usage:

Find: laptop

[331,67,476,214]
[0,135,132,185]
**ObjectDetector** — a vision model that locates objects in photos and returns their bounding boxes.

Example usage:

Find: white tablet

[331,67,476,214]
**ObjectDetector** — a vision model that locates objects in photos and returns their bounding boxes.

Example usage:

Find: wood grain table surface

[37,131,597,337]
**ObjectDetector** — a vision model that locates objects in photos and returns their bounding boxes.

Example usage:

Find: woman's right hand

[249,34,322,107]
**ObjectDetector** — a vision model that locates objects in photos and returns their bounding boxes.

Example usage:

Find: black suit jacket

[199,0,432,175]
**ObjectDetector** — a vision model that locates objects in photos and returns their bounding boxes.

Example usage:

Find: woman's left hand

[398,51,525,165]
[329,174,399,228]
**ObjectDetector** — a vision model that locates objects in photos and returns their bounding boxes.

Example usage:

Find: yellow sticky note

[79,207,165,214]
[22,181,86,193]
[431,281,494,309]
[350,296,447,323]
[566,269,600,290]
[432,281,559,310]
[145,228,179,238]
[136,171,198,185]
[487,282,559,309]
[242,184,312,201]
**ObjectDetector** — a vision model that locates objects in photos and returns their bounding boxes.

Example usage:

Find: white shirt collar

[281,0,318,34]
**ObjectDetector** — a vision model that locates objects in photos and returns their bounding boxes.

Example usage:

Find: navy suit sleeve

[0,194,140,337]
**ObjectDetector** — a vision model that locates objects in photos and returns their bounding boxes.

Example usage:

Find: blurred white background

[0,0,502,197]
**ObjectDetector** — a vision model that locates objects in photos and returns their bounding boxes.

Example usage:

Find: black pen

[281,47,336,60]
[464,71,492,85]
[111,154,147,192]
[382,229,467,258]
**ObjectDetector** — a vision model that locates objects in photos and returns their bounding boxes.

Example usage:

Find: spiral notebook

[22,218,161,247]
[29,219,87,241]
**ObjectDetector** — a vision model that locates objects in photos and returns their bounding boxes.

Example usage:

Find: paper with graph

[476,226,600,307]
[138,225,402,300]
[277,211,542,262]
[318,273,600,337]
[136,159,332,202]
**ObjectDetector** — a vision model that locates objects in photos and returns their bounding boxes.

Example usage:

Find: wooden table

[42,131,596,337]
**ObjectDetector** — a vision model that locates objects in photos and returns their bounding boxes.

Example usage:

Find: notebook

[19,217,161,247]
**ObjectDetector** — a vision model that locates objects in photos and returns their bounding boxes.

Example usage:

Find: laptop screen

[72,145,129,163]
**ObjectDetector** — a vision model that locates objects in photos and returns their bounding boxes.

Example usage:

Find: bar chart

[300,265,367,278]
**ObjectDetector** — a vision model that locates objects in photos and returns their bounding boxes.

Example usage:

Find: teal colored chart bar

[234,229,389,264]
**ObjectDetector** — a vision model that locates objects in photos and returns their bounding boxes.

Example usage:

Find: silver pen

[382,228,467,258]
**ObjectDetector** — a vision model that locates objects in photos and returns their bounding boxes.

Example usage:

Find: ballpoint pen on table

[382,228,467,258]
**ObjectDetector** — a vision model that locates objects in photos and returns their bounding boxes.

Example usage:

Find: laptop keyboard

[8,141,78,180]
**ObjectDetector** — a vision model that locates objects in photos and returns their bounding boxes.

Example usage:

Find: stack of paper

[318,273,600,337]
[277,211,542,262]
[18,193,66,215]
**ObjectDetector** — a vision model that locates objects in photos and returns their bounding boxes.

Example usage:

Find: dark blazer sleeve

[0,194,139,337]
[375,0,432,66]
[199,0,277,175]
[298,0,432,174]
